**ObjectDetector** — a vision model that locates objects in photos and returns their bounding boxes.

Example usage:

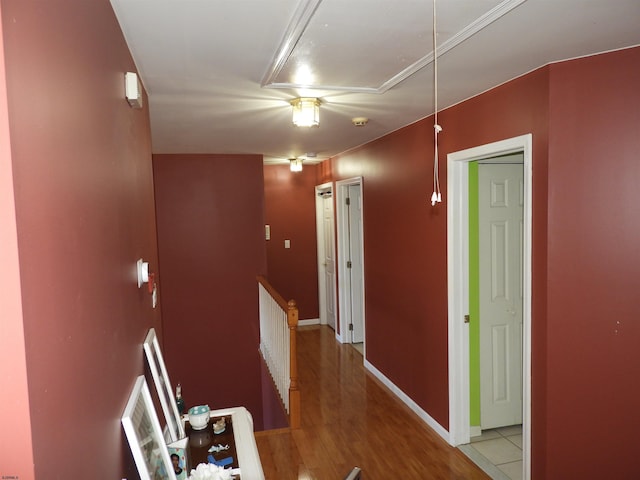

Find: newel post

[287,299,301,429]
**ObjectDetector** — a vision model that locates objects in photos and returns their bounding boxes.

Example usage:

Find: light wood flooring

[255,325,490,479]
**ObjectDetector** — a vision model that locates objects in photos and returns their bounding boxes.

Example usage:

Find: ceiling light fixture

[290,158,303,172]
[290,98,320,127]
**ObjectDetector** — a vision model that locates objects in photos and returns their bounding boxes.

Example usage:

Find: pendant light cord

[431,0,442,206]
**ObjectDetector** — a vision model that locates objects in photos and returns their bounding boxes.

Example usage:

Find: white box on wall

[125,72,143,109]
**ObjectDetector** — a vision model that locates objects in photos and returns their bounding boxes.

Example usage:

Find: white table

[184,406,264,480]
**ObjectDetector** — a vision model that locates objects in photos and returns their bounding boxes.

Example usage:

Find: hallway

[255,325,490,479]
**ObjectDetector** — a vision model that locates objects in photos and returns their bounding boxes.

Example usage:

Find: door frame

[315,182,336,327]
[335,177,365,345]
[447,134,532,479]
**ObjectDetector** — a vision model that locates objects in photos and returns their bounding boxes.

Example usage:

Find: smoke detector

[351,117,369,127]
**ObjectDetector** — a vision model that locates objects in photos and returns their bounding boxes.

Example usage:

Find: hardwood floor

[255,326,489,479]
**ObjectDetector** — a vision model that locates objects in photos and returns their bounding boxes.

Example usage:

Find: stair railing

[257,275,300,429]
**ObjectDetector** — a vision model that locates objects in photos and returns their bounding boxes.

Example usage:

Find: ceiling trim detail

[261,0,528,94]
[260,0,323,88]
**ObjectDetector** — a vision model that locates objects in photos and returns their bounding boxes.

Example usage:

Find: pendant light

[431,0,442,206]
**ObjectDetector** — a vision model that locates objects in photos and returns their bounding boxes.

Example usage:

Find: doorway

[335,178,365,346]
[315,183,337,330]
[447,135,532,480]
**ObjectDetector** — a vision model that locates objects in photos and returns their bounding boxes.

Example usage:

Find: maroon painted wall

[1,1,160,478]
[331,120,450,409]
[329,66,549,436]
[328,47,640,477]
[263,164,320,320]
[544,48,640,479]
[440,68,551,477]
[153,154,268,427]
[0,3,34,477]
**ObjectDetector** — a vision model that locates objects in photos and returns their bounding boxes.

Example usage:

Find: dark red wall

[329,66,549,436]
[263,164,319,320]
[153,154,268,426]
[2,1,160,478]
[0,2,34,476]
[440,67,551,478]
[328,47,640,478]
[332,119,450,416]
[544,48,640,479]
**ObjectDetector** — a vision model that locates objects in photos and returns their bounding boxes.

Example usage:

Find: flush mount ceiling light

[289,158,303,172]
[290,97,320,127]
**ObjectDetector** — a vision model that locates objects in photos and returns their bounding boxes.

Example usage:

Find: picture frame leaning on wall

[122,375,177,480]
[143,327,186,442]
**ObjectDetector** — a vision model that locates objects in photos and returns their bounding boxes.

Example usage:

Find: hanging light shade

[289,158,303,172]
[290,98,320,127]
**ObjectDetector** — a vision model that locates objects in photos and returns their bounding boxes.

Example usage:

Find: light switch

[265,224,271,240]
[284,239,291,249]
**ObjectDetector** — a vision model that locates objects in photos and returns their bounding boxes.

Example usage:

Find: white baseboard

[470,425,482,438]
[364,359,450,443]
[298,318,320,327]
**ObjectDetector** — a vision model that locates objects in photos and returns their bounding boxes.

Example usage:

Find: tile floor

[458,425,523,480]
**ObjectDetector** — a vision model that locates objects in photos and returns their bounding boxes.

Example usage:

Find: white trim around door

[315,182,336,329]
[447,134,532,480]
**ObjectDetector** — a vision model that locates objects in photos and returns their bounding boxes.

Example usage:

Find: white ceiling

[110,0,640,164]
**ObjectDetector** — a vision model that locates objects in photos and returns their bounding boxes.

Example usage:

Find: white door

[479,160,523,429]
[347,185,364,343]
[322,192,337,330]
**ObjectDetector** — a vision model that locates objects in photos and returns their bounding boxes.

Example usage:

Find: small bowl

[188,405,210,431]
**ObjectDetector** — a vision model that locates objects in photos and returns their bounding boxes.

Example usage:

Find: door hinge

[346,197,351,206]
[349,323,354,331]
[347,260,352,268]
[464,314,470,324]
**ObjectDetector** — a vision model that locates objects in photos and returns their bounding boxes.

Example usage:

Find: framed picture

[144,328,185,442]
[122,375,177,480]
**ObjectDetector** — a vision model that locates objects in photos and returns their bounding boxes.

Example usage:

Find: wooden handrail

[257,275,300,429]
[257,275,289,310]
